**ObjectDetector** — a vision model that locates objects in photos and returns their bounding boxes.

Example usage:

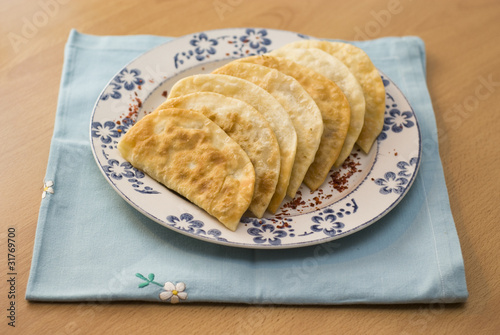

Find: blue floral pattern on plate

[374,157,418,195]
[102,159,160,194]
[115,68,144,90]
[385,108,415,133]
[307,199,358,237]
[100,82,122,100]
[166,213,227,242]
[167,213,206,235]
[375,172,408,195]
[398,157,419,177]
[100,68,145,100]
[190,33,218,61]
[174,29,272,69]
[247,221,287,245]
[92,119,135,151]
[91,121,120,144]
[310,211,345,236]
[239,28,271,51]
[378,75,416,141]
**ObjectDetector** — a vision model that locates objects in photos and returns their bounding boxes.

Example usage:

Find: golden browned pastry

[270,47,366,168]
[160,92,280,218]
[238,55,351,191]
[118,107,255,231]
[273,40,385,153]
[168,74,297,213]
[213,61,323,198]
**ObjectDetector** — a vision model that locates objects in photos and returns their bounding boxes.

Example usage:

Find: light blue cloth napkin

[26,30,468,304]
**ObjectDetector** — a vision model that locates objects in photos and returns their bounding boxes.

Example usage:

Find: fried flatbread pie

[118,108,255,231]
[168,74,296,213]
[160,92,281,218]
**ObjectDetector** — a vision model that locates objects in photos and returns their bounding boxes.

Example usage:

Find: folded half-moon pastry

[213,62,323,198]
[118,107,255,231]
[270,47,366,167]
[237,55,351,191]
[160,92,281,218]
[273,40,385,154]
[168,74,296,213]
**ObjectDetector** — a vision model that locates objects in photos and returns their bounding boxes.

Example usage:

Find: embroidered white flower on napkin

[159,281,188,304]
[42,180,54,199]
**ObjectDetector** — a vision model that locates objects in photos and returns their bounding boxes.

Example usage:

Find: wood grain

[1,0,499,334]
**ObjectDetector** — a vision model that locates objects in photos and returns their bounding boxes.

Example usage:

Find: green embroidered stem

[135,273,163,288]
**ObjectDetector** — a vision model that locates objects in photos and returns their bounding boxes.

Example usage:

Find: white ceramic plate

[90,28,421,249]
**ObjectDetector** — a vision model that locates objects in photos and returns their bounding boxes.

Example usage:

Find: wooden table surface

[1,0,499,334]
